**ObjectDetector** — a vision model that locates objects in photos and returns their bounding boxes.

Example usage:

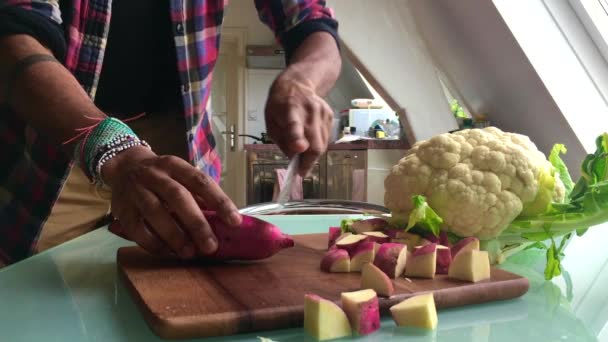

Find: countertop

[244,139,410,152]
[1,215,606,341]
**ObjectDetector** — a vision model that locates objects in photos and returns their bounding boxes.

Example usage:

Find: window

[495,0,608,152]
[570,0,608,62]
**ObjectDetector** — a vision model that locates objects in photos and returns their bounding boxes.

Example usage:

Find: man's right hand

[102,146,242,258]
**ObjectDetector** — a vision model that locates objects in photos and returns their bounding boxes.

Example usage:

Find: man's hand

[102,146,242,258]
[264,32,341,176]
[265,74,333,175]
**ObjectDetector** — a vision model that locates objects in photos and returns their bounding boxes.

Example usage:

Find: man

[0,0,341,266]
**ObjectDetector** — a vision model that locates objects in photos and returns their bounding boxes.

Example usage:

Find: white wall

[407,0,586,175]
[327,0,459,144]
[245,69,280,138]
[326,51,374,113]
[223,0,276,45]
[326,0,589,174]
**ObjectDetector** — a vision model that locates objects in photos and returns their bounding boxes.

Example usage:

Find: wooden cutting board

[117,233,529,340]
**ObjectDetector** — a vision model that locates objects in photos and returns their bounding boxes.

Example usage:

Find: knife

[277,153,301,207]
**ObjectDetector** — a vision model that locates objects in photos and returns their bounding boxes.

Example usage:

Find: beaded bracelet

[72,117,152,187]
[89,134,142,177]
[94,136,150,185]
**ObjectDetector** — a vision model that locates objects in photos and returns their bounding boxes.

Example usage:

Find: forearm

[0,34,106,154]
[283,32,341,97]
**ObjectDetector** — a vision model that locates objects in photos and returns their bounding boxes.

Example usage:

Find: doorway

[210,28,247,208]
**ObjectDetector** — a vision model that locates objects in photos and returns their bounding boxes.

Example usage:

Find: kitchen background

[210,0,604,214]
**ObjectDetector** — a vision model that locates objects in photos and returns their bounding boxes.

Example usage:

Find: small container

[374,124,386,139]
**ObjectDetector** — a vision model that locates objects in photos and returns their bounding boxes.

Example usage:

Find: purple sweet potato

[204,211,294,260]
[335,234,369,255]
[328,227,342,249]
[450,237,480,258]
[351,218,390,234]
[320,248,351,273]
[341,289,381,335]
[436,245,452,274]
[350,241,376,272]
[362,231,391,244]
[373,243,408,278]
[424,231,450,247]
[413,243,437,257]
[383,228,401,239]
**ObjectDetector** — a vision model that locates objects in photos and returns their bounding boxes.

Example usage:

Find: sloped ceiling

[326,51,374,113]
[327,0,458,144]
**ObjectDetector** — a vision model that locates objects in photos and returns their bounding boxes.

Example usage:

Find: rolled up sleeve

[254,0,339,62]
[0,0,66,60]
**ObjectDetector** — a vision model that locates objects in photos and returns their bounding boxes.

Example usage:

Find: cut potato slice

[350,241,376,272]
[341,289,380,335]
[404,244,437,279]
[361,263,394,297]
[448,249,490,283]
[362,231,390,244]
[320,248,350,273]
[335,234,368,254]
[304,294,352,341]
[390,293,438,330]
[450,237,480,258]
[373,243,408,278]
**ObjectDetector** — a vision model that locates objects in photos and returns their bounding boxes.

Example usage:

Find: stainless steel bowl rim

[238,200,390,215]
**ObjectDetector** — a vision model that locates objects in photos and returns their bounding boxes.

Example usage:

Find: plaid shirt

[0,0,337,265]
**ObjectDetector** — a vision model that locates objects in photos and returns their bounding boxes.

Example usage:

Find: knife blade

[277,153,300,206]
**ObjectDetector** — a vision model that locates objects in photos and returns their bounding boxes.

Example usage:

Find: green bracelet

[74,117,137,180]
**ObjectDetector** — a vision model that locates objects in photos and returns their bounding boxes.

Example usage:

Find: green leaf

[407,195,443,237]
[497,134,608,281]
[569,178,588,203]
[580,154,596,183]
[542,234,573,280]
[549,144,574,196]
[557,233,571,255]
[521,232,553,241]
[544,239,561,280]
[339,218,360,234]
[580,133,608,185]
[524,241,547,250]
[447,232,462,245]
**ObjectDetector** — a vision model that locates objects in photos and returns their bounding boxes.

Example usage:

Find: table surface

[0,215,606,342]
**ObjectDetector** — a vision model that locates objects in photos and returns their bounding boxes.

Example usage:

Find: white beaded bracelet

[92,136,151,187]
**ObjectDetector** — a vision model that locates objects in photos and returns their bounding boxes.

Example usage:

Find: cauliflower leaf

[406,195,443,237]
[549,144,574,196]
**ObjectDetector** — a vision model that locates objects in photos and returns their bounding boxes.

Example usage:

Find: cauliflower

[381,128,608,280]
[385,127,564,239]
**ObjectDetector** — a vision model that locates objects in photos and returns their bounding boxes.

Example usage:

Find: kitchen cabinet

[246,149,325,205]
[326,148,407,205]
[244,140,409,206]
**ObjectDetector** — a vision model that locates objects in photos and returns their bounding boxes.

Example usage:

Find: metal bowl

[238,200,390,215]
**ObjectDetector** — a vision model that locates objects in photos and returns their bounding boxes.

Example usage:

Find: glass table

[0,215,604,341]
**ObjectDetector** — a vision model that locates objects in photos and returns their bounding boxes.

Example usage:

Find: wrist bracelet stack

[73,117,151,186]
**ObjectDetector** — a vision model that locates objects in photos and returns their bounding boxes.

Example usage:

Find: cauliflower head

[384,127,565,239]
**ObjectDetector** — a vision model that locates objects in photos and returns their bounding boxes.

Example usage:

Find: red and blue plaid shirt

[0,0,337,265]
